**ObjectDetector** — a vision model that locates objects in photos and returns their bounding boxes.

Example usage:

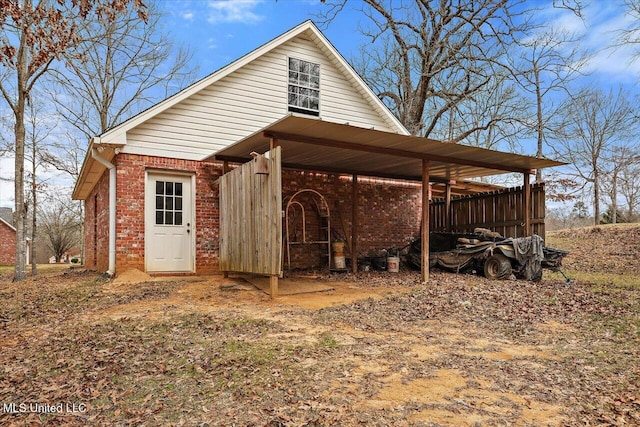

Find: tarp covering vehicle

[406,229,569,281]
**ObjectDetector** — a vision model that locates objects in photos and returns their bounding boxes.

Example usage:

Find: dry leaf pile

[0,224,639,426]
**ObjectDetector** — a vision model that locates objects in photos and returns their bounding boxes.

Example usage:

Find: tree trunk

[535,68,544,182]
[31,134,38,275]
[611,170,618,224]
[13,30,28,281]
[593,172,600,226]
[14,116,27,281]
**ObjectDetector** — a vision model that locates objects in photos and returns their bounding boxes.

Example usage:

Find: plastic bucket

[333,256,346,269]
[387,256,400,273]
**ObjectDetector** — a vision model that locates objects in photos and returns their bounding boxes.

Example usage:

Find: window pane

[175,197,183,211]
[175,212,183,225]
[165,211,173,225]
[166,182,173,195]
[165,197,173,210]
[156,211,164,225]
[175,182,182,196]
[288,58,320,114]
[156,196,163,209]
[156,181,164,195]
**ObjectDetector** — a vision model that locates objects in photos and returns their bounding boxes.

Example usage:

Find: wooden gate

[219,147,282,278]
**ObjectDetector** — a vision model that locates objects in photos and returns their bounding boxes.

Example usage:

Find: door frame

[144,169,196,273]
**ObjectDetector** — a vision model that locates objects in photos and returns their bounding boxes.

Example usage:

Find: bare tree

[506,26,589,181]
[448,72,525,151]
[553,87,637,225]
[38,195,81,262]
[0,0,146,281]
[48,0,196,140]
[601,146,639,224]
[321,0,530,138]
[24,96,55,274]
[618,151,640,221]
[617,0,640,58]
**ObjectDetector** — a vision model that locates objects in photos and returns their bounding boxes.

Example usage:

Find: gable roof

[97,20,408,144]
[73,20,408,200]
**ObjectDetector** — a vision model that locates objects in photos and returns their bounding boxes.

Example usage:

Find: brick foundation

[83,154,422,274]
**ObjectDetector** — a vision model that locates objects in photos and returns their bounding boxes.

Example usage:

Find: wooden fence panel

[430,182,546,239]
[219,147,282,275]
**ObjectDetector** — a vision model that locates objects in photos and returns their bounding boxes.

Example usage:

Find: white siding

[124,34,398,160]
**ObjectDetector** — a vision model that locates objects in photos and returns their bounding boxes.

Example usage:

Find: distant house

[0,215,30,266]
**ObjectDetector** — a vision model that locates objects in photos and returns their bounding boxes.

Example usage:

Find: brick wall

[83,154,422,274]
[114,154,223,274]
[0,221,16,265]
[85,154,223,274]
[84,172,110,271]
[282,171,422,269]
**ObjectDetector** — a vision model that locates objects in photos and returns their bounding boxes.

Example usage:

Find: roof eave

[72,140,122,201]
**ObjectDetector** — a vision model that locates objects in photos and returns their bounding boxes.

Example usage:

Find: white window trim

[287,56,321,116]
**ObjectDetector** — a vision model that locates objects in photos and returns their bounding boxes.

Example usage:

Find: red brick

[84,154,421,274]
[0,221,16,265]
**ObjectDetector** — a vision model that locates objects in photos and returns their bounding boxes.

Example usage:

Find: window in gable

[288,57,320,116]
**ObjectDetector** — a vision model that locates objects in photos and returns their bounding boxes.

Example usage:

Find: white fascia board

[0,217,16,231]
[99,130,128,145]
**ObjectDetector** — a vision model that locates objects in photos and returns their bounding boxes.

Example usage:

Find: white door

[145,173,194,272]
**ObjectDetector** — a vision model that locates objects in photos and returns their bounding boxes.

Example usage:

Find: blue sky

[1,0,638,208]
[159,0,362,77]
[159,0,640,85]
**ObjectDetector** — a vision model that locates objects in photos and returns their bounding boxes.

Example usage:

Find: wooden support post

[270,137,279,150]
[524,172,531,237]
[221,160,229,279]
[421,160,430,284]
[445,183,452,232]
[351,174,358,273]
[270,275,278,298]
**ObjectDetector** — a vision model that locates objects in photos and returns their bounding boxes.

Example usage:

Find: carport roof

[209,115,565,183]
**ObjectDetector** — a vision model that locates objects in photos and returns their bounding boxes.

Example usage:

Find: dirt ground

[1,225,639,426]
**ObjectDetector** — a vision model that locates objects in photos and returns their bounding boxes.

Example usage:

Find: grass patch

[0,263,72,275]
[317,332,338,348]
